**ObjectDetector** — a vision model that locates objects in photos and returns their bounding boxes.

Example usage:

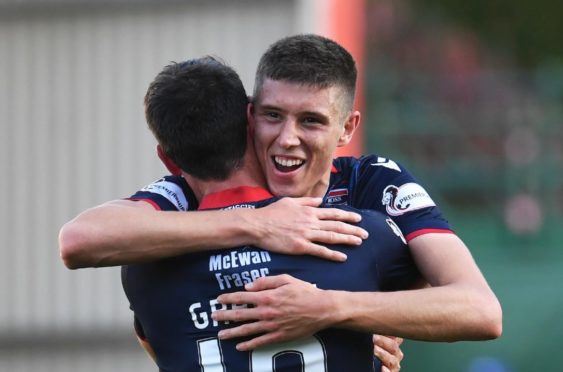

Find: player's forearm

[328,284,502,341]
[59,201,259,269]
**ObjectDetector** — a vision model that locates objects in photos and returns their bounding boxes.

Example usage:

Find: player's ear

[247,102,255,136]
[157,145,182,176]
[337,110,360,147]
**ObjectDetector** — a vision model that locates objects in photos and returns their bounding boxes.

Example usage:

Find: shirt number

[197,336,327,371]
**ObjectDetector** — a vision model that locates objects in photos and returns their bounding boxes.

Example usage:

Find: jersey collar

[198,186,274,210]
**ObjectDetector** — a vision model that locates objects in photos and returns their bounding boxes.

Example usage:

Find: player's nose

[277,120,300,148]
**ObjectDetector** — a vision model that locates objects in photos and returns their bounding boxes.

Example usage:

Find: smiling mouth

[273,156,305,173]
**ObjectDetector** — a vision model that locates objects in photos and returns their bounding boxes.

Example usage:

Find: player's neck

[310,177,331,198]
[184,148,266,202]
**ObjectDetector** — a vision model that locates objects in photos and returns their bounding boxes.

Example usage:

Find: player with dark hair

[254,33,357,109]
[122,56,420,371]
[145,57,248,181]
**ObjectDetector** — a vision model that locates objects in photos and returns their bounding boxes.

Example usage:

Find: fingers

[292,197,324,207]
[374,335,403,372]
[216,275,294,308]
[235,331,284,351]
[317,207,363,223]
[298,243,348,262]
[311,222,368,243]
[324,220,369,239]
[373,335,403,355]
[216,291,259,306]
[258,198,368,261]
[243,274,294,291]
[281,198,365,224]
[212,304,262,323]
[291,226,368,262]
[217,321,271,341]
[375,345,401,372]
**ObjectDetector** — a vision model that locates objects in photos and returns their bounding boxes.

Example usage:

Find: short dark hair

[144,57,248,181]
[254,34,357,111]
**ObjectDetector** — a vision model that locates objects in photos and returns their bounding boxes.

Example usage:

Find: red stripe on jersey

[328,189,348,197]
[198,186,273,210]
[331,164,338,173]
[405,228,455,242]
[128,198,162,211]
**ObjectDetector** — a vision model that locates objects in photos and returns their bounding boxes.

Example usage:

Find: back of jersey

[123,246,381,371]
[122,197,418,371]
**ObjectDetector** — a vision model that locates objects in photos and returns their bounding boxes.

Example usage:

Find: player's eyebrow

[256,104,330,123]
[256,104,283,112]
[300,110,330,123]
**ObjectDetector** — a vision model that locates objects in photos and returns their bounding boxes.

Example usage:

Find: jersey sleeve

[353,155,454,241]
[359,209,421,291]
[128,175,198,211]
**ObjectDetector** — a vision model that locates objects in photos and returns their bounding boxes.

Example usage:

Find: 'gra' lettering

[189,300,248,329]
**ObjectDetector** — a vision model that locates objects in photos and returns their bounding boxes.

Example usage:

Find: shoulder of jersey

[354,208,408,245]
[333,155,402,173]
[139,176,191,211]
[360,155,402,173]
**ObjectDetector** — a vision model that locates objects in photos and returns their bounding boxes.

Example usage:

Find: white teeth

[274,156,304,167]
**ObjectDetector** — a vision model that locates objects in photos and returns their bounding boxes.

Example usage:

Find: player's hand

[374,334,404,372]
[252,197,368,262]
[212,274,332,350]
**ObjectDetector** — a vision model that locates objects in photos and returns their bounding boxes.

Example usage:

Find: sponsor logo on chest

[208,249,271,291]
[325,188,349,205]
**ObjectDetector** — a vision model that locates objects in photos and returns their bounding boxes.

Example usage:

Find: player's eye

[263,111,281,121]
[302,116,323,125]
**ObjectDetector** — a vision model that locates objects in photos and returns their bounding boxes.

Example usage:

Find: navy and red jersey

[130,155,454,241]
[327,155,453,240]
[122,186,420,372]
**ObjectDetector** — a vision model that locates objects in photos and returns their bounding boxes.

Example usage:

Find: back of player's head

[145,57,248,181]
[253,34,357,112]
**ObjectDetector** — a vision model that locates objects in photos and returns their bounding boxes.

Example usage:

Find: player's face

[249,79,359,198]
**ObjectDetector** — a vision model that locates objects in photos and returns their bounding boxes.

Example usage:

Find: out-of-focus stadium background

[0,0,561,371]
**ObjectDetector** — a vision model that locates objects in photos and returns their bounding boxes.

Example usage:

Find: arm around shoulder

[408,233,503,339]
[326,233,502,341]
[58,196,371,269]
[59,199,160,269]
[58,199,253,269]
